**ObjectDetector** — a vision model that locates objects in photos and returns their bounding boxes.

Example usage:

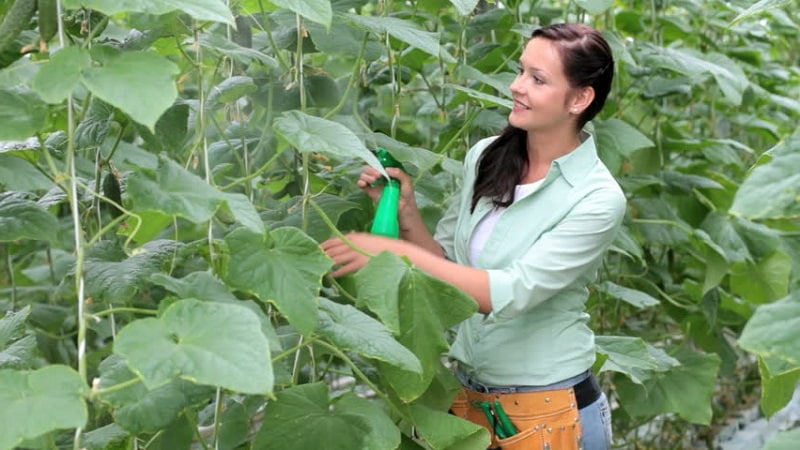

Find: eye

[532,76,544,84]
[516,65,524,75]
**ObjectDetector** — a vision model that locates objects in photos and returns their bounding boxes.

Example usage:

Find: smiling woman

[321,22,623,450]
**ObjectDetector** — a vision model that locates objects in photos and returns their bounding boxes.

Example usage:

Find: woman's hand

[358,166,418,218]
[321,232,393,277]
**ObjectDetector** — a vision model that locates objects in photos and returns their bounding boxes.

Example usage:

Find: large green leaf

[62,0,234,24]
[317,297,421,373]
[408,404,489,450]
[151,271,283,352]
[738,293,800,366]
[96,355,214,433]
[594,118,655,173]
[31,47,92,103]
[273,110,387,178]
[252,383,400,450]
[114,299,274,394]
[595,336,679,384]
[355,252,478,402]
[269,0,332,28]
[0,192,58,242]
[81,51,180,130]
[0,87,48,140]
[615,348,720,424]
[126,156,263,233]
[344,13,456,63]
[0,365,87,450]
[223,227,332,336]
[731,152,800,220]
[83,239,182,304]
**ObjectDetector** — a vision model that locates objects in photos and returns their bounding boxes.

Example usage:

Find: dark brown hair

[470,23,614,212]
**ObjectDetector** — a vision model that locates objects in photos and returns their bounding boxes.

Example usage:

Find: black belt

[573,373,602,409]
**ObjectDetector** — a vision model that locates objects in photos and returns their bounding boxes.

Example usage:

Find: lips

[512,99,530,111]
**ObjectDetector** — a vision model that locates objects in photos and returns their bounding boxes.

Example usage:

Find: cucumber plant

[0,0,798,449]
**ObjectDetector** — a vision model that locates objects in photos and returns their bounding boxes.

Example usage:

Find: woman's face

[508,37,577,133]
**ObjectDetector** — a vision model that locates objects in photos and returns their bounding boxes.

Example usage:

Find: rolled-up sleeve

[485,185,626,323]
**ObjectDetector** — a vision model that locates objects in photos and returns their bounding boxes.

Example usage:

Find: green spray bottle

[370,148,403,238]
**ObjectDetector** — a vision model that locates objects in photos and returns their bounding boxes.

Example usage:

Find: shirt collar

[548,131,599,187]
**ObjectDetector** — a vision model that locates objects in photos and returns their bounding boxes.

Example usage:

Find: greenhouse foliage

[0,0,798,448]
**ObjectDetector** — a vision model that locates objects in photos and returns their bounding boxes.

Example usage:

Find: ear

[569,86,595,115]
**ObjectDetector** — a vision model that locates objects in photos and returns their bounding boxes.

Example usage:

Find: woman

[322,23,625,450]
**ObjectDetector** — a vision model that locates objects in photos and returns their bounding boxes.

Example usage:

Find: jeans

[579,392,613,450]
[456,369,613,449]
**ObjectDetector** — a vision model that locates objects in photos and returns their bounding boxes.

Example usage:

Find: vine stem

[314,340,405,419]
[4,245,16,310]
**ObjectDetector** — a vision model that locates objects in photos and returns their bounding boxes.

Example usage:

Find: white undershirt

[469,179,544,265]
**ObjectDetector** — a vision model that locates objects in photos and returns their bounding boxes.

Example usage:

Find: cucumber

[0,0,36,52]
[37,0,56,45]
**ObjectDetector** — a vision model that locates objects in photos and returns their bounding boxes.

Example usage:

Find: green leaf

[126,156,263,233]
[355,252,478,401]
[317,298,422,373]
[97,355,215,433]
[641,45,749,105]
[0,307,37,370]
[449,0,479,16]
[253,383,401,450]
[81,51,180,130]
[574,0,613,14]
[0,87,48,140]
[74,98,115,150]
[62,0,234,25]
[731,152,800,220]
[730,250,791,304]
[739,293,800,366]
[730,0,792,26]
[597,281,660,309]
[0,365,87,450]
[269,194,361,243]
[224,227,332,336]
[151,271,283,352]
[31,47,92,103]
[757,356,800,418]
[80,424,130,450]
[269,0,332,28]
[595,336,679,384]
[0,155,53,191]
[447,84,513,109]
[762,428,800,450]
[206,76,257,107]
[344,13,456,63]
[615,348,720,424]
[199,33,279,68]
[83,239,182,304]
[0,192,58,243]
[595,118,655,173]
[408,404,490,450]
[273,110,388,178]
[114,299,274,394]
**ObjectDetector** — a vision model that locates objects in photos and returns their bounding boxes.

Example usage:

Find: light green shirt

[434,132,626,386]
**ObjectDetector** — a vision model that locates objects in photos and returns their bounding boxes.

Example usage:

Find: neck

[523,128,582,183]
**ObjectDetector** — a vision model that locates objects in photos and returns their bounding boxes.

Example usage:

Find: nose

[509,74,523,94]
